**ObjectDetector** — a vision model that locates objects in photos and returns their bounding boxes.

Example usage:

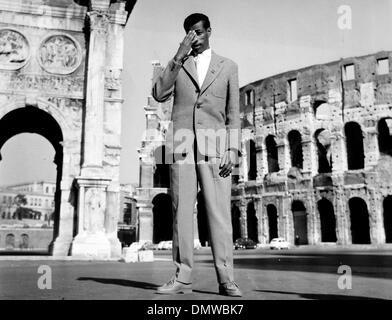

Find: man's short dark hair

[183,13,210,32]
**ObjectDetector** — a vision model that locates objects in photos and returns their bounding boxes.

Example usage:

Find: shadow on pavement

[192,289,220,296]
[255,289,386,300]
[77,277,158,290]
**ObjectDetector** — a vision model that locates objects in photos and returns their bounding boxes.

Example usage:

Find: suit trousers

[170,141,234,285]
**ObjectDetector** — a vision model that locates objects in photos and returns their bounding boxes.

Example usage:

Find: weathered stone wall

[235,51,392,246]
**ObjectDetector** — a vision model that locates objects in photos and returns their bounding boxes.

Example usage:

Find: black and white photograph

[0,0,391,310]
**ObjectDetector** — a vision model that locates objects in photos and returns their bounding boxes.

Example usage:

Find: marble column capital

[87,10,110,34]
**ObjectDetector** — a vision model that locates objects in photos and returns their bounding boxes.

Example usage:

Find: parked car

[269,238,290,250]
[157,240,173,250]
[234,238,258,250]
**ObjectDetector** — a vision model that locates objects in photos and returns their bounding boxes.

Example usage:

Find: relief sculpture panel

[38,34,82,74]
[0,29,29,70]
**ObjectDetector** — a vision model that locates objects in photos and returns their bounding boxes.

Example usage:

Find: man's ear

[207,27,212,37]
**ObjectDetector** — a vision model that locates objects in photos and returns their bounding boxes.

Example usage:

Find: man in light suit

[152,13,242,297]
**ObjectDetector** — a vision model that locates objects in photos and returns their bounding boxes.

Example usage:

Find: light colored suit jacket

[152,51,240,159]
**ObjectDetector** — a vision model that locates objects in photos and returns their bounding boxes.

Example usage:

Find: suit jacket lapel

[182,55,199,90]
[200,51,224,94]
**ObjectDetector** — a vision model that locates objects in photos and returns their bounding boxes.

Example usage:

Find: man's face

[188,21,211,54]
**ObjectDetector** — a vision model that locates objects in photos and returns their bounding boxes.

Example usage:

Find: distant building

[0,181,55,221]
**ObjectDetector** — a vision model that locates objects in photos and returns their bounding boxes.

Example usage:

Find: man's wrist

[173,56,184,66]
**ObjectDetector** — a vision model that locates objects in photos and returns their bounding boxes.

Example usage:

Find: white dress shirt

[194,48,212,87]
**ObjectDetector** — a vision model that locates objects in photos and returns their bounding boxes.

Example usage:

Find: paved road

[0,247,392,300]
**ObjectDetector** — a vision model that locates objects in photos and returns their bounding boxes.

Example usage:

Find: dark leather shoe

[219,281,242,297]
[156,277,192,295]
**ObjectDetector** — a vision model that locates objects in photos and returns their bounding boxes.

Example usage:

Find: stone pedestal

[71,232,111,259]
[70,177,112,259]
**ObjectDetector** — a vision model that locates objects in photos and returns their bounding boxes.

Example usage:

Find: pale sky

[0,0,391,186]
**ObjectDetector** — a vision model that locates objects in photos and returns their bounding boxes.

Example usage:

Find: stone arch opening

[152,193,172,244]
[196,192,209,246]
[0,106,63,253]
[5,233,15,249]
[267,204,278,241]
[20,234,29,249]
[315,129,332,173]
[247,202,258,242]
[247,139,257,180]
[317,198,337,242]
[266,135,279,173]
[231,204,241,242]
[383,196,392,243]
[345,122,364,170]
[349,197,370,244]
[313,101,330,119]
[153,145,170,188]
[288,130,303,169]
[292,200,308,245]
[378,118,392,156]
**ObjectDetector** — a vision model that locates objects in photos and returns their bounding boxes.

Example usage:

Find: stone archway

[317,198,337,242]
[231,204,241,242]
[288,130,304,169]
[267,204,278,241]
[0,106,64,253]
[383,196,392,243]
[5,233,15,249]
[266,135,279,173]
[153,145,170,188]
[292,200,308,245]
[247,202,258,242]
[349,197,370,244]
[345,122,364,170]
[152,193,172,244]
[0,0,136,259]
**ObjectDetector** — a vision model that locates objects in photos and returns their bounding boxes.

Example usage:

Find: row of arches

[148,193,392,246]
[245,118,392,180]
[2,233,29,249]
[233,195,392,245]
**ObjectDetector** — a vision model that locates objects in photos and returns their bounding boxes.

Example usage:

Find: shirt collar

[194,48,212,59]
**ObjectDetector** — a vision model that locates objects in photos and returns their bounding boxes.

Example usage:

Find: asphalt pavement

[1,246,392,300]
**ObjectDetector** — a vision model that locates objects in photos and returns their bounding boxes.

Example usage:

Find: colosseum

[137,51,392,247]
[234,50,392,246]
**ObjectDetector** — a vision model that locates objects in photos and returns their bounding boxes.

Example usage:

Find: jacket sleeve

[225,62,242,157]
[152,59,182,103]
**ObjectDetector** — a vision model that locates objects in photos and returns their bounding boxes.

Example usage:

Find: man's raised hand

[174,30,197,63]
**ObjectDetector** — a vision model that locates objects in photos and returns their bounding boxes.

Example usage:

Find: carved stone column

[333,182,349,245]
[102,3,129,259]
[72,8,113,259]
[239,199,248,238]
[257,143,267,181]
[331,128,347,174]
[80,10,109,176]
[277,134,290,174]
[241,142,248,183]
[364,127,380,169]
[254,197,267,244]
